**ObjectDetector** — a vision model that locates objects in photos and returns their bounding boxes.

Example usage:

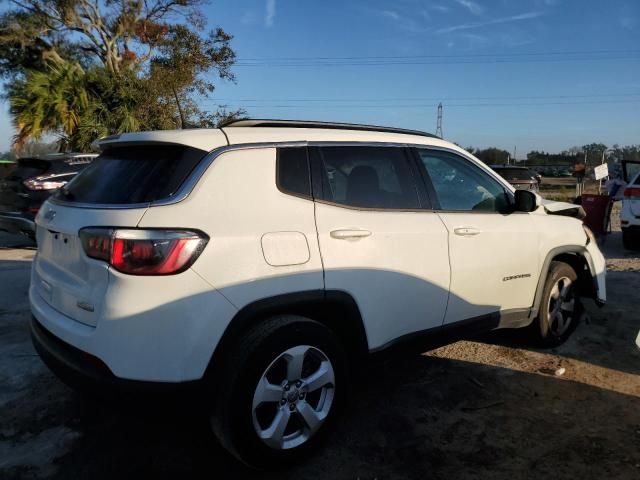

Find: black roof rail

[220,118,438,139]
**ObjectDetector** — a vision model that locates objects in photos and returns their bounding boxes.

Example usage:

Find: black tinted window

[417,150,511,212]
[56,145,205,204]
[277,147,311,198]
[316,147,419,209]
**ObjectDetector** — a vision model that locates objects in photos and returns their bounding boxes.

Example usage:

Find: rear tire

[531,261,581,348]
[209,316,346,468]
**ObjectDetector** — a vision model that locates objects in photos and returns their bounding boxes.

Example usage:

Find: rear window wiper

[59,188,75,201]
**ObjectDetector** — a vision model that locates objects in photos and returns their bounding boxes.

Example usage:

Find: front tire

[209,316,346,468]
[531,261,581,347]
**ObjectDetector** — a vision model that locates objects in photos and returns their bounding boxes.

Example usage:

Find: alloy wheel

[251,345,336,450]
[547,276,575,336]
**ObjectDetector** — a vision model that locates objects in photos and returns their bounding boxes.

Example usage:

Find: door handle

[453,227,481,236]
[330,229,372,240]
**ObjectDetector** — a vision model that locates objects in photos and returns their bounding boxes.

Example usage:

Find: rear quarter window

[55,145,206,204]
[277,147,311,198]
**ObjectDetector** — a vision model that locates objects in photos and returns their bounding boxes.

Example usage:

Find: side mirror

[514,189,539,212]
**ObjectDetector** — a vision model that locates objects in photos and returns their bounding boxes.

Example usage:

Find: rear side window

[55,145,206,204]
[277,147,311,198]
[313,146,420,209]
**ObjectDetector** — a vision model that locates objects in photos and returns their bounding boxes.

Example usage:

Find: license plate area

[49,231,76,259]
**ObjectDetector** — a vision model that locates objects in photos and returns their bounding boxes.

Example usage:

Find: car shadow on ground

[472,266,640,377]
[2,351,639,480]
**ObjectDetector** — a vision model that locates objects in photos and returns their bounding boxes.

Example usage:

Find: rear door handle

[330,229,372,240]
[453,227,481,236]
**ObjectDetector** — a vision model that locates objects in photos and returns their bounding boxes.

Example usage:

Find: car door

[310,145,451,351]
[413,148,540,325]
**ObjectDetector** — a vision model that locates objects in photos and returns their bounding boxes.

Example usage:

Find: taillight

[79,228,208,275]
[624,187,640,198]
[23,177,68,191]
[80,228,112,262]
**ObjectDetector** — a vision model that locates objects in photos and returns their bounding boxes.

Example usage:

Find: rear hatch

[35,205,147,327]
[0,158,50,213]
[33,144,208,327]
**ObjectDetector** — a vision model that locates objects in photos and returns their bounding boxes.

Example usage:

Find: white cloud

[455,0,484,16]
[382,10,401,21]
[431,4,450,13]
[377,9,425,33]
[436,11,544,34]
[265,0,276,28]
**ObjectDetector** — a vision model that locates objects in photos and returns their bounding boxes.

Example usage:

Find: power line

[234,51,640,67]
[204,93,640,104]
[235,57,638,66]
[237,49,640,61]
[211,99,640,109]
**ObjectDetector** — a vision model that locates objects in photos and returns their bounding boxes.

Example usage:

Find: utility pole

[436,103,443,138]
[513,145,517,165]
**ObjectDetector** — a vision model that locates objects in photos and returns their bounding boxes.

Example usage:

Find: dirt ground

[1,216,639,480]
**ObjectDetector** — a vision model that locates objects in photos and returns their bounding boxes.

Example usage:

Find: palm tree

[8,59,89,147]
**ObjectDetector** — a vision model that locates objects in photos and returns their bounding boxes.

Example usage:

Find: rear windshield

[55,145,207,204]
[494,168,535,180]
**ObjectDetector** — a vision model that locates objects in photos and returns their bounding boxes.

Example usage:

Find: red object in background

[581,194,613,235]
[624,187,640,198]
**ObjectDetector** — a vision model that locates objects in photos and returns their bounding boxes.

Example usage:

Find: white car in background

[29,119,606,467]
[621,161,640,250]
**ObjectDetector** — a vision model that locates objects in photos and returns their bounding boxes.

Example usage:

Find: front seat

[346,165,381,207]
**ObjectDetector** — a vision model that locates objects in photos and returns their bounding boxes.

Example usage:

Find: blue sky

[1,0,639,156]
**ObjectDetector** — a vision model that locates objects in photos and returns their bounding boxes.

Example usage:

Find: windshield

[55,145,207,204]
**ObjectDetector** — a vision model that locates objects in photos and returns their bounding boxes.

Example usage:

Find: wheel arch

[204,290,369,379]
[531,245,598,319]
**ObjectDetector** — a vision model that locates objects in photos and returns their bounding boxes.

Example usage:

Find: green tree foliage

[468,147,511,165]
[1,141,58,160]
[580,143,609,165]
[1,0,241,150]
[9,60,89,146]
[609,144,640,162]
[525,150,578,166]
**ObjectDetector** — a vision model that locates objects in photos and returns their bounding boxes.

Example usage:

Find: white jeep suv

[29,120,606,466]
[621,161,640,250]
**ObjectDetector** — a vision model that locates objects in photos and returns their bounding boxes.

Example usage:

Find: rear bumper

[29,264,238,382]
[0,213,35,235]
[31,316,201,394]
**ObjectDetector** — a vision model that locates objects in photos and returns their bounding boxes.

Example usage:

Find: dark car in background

[490,165,541,191]
[0,153,97,239]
